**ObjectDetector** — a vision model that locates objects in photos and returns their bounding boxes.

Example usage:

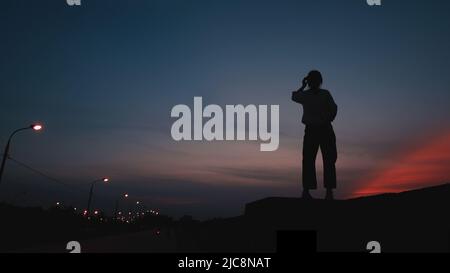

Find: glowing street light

[114,193,129,220]
[0,123,44,187]
[32,124,43,131]
[86,177,110,216]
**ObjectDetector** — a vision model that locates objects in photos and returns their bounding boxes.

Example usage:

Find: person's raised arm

[292,77,308,103]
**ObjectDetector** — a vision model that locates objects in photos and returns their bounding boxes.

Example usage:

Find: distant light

[136,201,140,205]
[124,193,129,198]
[118,211,122,215]
[83,210,88,216]
[94,210,99,215]
[74,207,77,211]
[31,124,43,131]
[56,202,60,206]
[102,177,110,182]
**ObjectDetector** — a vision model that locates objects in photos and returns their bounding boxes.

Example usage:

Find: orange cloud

[353,131,450,196]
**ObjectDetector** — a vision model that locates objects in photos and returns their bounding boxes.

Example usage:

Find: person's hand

[302,77,308,88]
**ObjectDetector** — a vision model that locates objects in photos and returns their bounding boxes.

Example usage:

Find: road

[15,228,178,253]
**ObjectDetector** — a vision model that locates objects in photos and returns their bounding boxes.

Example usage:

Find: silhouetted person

[291,70,338,200]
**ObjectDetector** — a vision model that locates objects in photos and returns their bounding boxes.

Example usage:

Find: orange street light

[0,124,44,187]
[86,177,110,216]
[114,192,129,220]
[32,124,43,131]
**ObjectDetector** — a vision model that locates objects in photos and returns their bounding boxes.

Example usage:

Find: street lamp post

[86,177,109,216]
[114,193,128,220]
[0,124,43,187]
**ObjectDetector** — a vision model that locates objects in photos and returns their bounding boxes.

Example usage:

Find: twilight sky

[1,0,449,219]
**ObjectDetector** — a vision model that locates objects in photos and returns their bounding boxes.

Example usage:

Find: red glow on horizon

[354,131,450,197]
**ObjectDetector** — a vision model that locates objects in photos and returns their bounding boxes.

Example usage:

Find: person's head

[306,70,323,89]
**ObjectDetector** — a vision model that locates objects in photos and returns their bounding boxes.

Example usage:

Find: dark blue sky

[1,0,450,218]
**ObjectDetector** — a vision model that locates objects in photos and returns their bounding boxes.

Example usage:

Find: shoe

[325,189,334,200]
[302,190,313,200]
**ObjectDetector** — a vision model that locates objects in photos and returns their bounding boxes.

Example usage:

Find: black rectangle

[276,230,317,253]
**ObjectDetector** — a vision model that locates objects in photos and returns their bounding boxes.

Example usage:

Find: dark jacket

[292,89,338,125]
